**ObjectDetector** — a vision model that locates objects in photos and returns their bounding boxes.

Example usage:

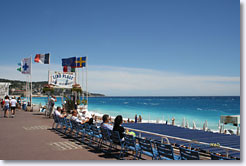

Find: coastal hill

[0,78,105,97]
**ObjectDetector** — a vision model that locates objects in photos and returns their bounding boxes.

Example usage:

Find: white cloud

[0,64,240,96]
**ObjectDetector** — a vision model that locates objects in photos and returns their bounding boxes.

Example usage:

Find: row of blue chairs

[53,115,232,160]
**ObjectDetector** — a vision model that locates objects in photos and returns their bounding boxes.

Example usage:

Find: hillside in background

[0,78,105,97]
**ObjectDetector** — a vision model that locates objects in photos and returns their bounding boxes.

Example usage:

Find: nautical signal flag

[21,57,31,74]
[34,53,50,64]
[63,66,75,72]
[17,67,21,72]
[75,57,86,68]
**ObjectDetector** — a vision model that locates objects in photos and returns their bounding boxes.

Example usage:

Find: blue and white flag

[21,57,31,74]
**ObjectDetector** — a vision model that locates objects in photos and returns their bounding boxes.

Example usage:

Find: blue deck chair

[99,127,112,151]
[155,142,180,160]
[109,130,125,159]
[91,125,102,148]
[179,147,200,160]
[210,153,233,160]
[138,137,158,160]
[64,118,73,134]
[124,134,140,159]
[84,123,93,145]
[70,120,84,138]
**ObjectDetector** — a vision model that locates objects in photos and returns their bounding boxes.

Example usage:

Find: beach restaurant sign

[48,71,76,88]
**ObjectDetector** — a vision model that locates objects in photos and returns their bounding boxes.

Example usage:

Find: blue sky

[0,0,240,96]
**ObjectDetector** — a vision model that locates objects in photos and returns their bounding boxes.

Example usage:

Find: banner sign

[48,71,76,88]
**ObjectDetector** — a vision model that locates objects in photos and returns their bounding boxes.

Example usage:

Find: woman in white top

[10,96,17,118]
[4,96,10,118]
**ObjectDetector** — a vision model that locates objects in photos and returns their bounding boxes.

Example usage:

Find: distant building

[0,82,11,98]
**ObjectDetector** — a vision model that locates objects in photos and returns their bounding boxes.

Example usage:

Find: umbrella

[192,121,196,130]
[237,126,240,136]
[185,120,189,128]
[218,120,221,130]
[182,117,185,127]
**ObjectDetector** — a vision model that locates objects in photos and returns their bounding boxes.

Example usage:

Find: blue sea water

[31,96,240,131]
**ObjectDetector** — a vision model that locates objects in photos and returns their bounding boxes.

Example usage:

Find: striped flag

[34,53,50,64]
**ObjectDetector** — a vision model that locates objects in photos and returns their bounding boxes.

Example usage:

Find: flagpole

[30,56,32,106]
[48,53,50,85]
[82,64,84,101]
[86,56,88,106]
[26,75,28,106]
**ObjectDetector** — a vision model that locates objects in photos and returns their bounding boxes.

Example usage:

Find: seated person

[70,110,84,124]
[54,106,66,118]
[100,114,113,130]
[52,106,66,128]
[86,118,94,125]
[113,115,125,139]
[71,110,90,124]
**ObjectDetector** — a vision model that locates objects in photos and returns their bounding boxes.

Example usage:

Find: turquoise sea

[31,96,240,131]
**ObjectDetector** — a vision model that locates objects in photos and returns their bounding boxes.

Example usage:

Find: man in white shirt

[70,110,84,124]
[52,106,66,128]
[10,96,17,118]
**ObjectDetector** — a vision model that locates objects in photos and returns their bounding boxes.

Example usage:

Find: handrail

[124,126,240,158]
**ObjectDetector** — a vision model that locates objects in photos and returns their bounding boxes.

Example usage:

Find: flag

[34,53,50,64]
[21,57,31,74]
[75,57,86,68]
[63,66,75,72]
[17,67,21,72]
[62,57,76,67]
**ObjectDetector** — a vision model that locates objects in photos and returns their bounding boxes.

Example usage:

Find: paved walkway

[0,109,113,160]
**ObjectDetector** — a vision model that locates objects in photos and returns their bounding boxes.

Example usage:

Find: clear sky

[0,0,240,96]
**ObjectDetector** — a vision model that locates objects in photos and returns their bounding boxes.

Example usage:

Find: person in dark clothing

[86,118,94,125]
[113,115,125,139]
[135,114,138,123]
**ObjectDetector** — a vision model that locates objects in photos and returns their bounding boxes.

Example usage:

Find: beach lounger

[210,153,234,160]
[155,142,180,160]
[179,147,200,160]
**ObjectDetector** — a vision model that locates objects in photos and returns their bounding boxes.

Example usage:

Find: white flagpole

[30,56,32,106]
[86,56,88,106]
[26,75,28,105]
[82,64,84,100]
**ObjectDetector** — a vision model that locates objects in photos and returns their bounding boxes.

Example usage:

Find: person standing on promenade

[139,115,142,123]
[172,117,175,126]
[113,115,125,139]
[101,114,113,130]
[48,95,57,118]
[17,97,21,109]
[3,96,10,118]
[10,96,17,118]
[135,114,138,123]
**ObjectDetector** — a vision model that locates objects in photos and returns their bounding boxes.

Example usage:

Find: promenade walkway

[0,109,112,160]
